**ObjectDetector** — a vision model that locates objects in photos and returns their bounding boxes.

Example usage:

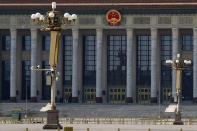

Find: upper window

[2,60,10,81]
[83,36,96,86]
[107,35,127,85]
[182,35,193,51]
[22,35,31,50]
[63,36,73,85]
[136,35,151,86]
[2,35,11,51]
[42,36,50,51]
[160,35,172,88]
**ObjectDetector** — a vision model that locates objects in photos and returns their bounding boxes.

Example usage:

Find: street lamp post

[166,54,191,125]
[31,2,77,129]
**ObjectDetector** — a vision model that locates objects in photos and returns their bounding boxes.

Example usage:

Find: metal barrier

[0,117,197,125]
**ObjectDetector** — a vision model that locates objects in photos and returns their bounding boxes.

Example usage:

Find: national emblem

[106,9,121,26]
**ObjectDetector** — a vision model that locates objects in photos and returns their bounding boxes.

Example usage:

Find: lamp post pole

[166,54,191,125]
[31,2,77,129]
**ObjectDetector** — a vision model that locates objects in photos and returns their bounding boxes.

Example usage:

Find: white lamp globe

[39,15,45,21]
[68,15,72,21]
[31,14,36,19]
[49,12,55,17]
[52,2,56,9]
[35,12,41,19]
[64,13,70,18]
[71,14,77,20]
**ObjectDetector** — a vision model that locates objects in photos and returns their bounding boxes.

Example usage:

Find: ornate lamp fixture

[166,54,191,125]
[31,2,77,129]
[31,2,77,31]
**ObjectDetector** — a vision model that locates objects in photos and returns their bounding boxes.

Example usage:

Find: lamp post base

[173,112,183,125]
[43,109,62,129]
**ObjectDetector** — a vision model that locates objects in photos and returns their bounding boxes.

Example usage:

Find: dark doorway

[182,66,193,100]
[1,61,10,100]
[42,61,51,100]
[22,61,31,100]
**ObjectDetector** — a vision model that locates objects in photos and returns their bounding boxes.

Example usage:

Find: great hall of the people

[0,0,197,104]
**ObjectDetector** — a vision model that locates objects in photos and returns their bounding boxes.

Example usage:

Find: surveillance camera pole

[31,66,61,129]
[166,54,191,125]
[31,1,77,129]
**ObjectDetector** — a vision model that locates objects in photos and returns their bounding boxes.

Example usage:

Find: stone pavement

[1,103,197,118]
[0,124,197,131]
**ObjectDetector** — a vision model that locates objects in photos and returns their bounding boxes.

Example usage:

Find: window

[136,35,151,87]
[107,35,127,85]
[1,60,10,100]
[22,35,31,50]
[42,35,50,51]
[161,35,172,88]
[182,35,193,51]
[83,36,96,85]
[22,61,31,100]
[63,36,72,85]
[42,61,51,100]
[182,66,193,100]
[2,35,11,51]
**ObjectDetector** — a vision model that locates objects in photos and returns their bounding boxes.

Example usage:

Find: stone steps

[0,103,197,118]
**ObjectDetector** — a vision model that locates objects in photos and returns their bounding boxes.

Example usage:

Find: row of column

[10,28,38,102]
[71,27,178,103]
[9,28,197,102]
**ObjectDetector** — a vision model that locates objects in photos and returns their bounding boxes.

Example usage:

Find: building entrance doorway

[84,87,96,103]
[109,88,126,104]
[182,67,193,100]
[64,88,72,103]
[137,88,151,104]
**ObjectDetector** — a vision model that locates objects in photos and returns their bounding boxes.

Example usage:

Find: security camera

[46,71,51,75]
[37,65,40,69]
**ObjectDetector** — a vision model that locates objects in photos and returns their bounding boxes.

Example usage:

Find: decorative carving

[158,17,171,24]
[103,17,125,25]
[0,18,10,25]
[17,17,30,25]
[134,17,150,24]
[79,17,95,25]
[179,17,193,25]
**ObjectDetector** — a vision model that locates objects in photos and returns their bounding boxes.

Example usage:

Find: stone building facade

[0,0,196,103]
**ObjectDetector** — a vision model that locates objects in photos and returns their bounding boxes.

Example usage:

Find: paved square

[1,124,197,131]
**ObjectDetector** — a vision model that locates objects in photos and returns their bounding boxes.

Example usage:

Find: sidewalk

[1,124,197,131]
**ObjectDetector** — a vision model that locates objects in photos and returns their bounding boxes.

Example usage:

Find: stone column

[30,28,37,102]
[151,28,158,103]
[10,28,17,102]
[172,28,179,100]
[72,28,79,103]
[96,28,103,103]
[193,28,197,103]
[126,28,134,103]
